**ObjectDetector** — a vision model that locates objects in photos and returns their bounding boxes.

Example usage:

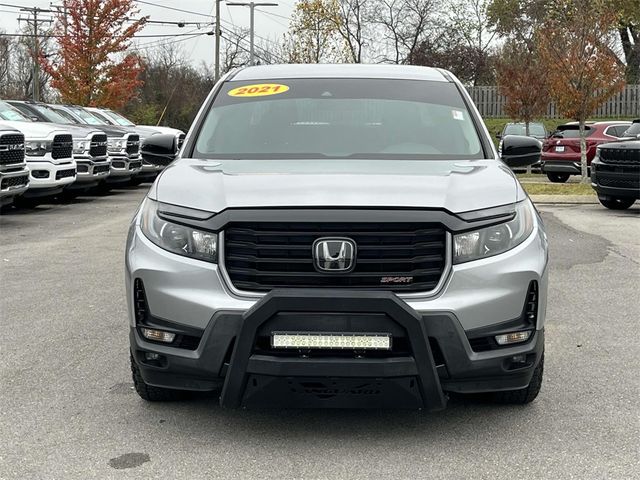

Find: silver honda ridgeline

[126,64,548,410]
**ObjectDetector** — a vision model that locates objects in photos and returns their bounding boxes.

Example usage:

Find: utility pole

[226,1,278,66]
[18,7,53,102]
[214,0,221,81]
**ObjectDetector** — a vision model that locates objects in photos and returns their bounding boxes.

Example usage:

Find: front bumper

[23,158,76,196]
[591,160,640,199]
[0,166,30,201]
[107,154,142,181]
[126,214,548,409]
[130,289,544,409]
[69,156,110,187]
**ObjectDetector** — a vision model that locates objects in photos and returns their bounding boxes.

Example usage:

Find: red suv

[541,121,631,182]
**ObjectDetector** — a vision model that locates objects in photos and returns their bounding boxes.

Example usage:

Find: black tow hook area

[219,289,447,411]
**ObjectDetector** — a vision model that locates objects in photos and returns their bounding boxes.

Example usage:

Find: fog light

[31,170,49,179]
[141,328,175,343]
[495,330,532,346]
[145,352,160,361]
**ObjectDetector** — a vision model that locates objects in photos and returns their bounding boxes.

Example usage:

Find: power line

[134,0,214,19]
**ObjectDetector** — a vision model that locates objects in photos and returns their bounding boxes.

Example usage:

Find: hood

[0,120,70,139]
[152,158,519,214]
[86,124,131,138]
[142,125,183,136]
[38,121,101,139]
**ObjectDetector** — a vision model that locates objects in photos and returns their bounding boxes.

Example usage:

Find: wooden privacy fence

[466,85,640,118]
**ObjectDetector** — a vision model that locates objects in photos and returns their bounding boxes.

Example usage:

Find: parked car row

[0,100,184,207]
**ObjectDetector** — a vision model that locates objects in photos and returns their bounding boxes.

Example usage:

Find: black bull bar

[220,289,448,411]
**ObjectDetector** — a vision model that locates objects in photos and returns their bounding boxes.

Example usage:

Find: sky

[0,0,295,67]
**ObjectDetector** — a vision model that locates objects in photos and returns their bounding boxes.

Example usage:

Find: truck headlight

[107,138,125,152]
[25,140,52,156]
[73,140,87,154]
[140,198,217,263]
[453,200,535,264]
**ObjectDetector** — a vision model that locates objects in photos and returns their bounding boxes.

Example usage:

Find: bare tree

[333,0,371,63]
[375,0,442,64]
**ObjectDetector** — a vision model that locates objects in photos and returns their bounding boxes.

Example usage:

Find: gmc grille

[52,134,73,160]
[89,133,108,158]
[224,222,447,293]
[0,133,25,166]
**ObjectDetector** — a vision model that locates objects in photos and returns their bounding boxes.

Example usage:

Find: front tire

[491,353,544,405]
[598,195,635,210]
[130,354,188,402]
[546,172,570,183]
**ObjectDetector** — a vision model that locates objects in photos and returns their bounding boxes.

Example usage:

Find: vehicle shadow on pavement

[130,391,542,443]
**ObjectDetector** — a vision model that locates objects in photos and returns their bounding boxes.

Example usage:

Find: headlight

[73,140,87,154]
[107,138,125,152]
[140,198,217,263]
[25,140,52,156]
[453,200,535,264]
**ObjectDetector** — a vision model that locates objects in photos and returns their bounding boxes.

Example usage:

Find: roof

[230,64,450,82]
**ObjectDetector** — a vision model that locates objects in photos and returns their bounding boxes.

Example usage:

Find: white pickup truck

[0,103,76,201]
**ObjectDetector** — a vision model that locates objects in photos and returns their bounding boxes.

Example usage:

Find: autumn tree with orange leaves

[537,0,626,183]
[41,0,147,109]
[496,39,549,136]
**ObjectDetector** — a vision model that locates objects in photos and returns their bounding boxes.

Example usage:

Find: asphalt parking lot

[1,189,639,480]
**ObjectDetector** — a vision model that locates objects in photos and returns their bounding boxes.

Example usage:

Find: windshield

[51,107,82,124]
[88,110,115,125]
[504,123,546,137]
[68,107,106,125]
[193,78,484,160]
[552,126,594,138]
[622,122,640,137]
[104,110,135,127]
[33,104,74,124]
[0,101,31,122]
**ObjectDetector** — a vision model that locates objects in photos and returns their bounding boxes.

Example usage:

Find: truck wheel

[598,195,635,210]
[491,353,544,405]
[546,172,570,183]
[130,354,187,402]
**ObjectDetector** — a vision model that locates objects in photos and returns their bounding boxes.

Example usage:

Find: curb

[530,195,598,205]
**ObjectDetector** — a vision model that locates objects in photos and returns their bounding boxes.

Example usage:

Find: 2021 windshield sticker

[452,110,465,121]
[228,84,290,97]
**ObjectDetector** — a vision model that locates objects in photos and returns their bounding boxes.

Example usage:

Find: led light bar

[495,330,532,346]
[272,332,391,350]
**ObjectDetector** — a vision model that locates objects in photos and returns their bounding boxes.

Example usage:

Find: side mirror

[500,135,542,168]
[141,133,179,166]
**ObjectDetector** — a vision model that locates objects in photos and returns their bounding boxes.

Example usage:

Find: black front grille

[94,164,110,174]
[600,147,640,165]
[1,174,29,190]
[126,135,140,155]
[129,161,142,170]
[55,168,75,180]
[224,222,447,293]
[76,163,89,173]
[89,133,107,158]
[0,133,25,165]
[52,134,73,160]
